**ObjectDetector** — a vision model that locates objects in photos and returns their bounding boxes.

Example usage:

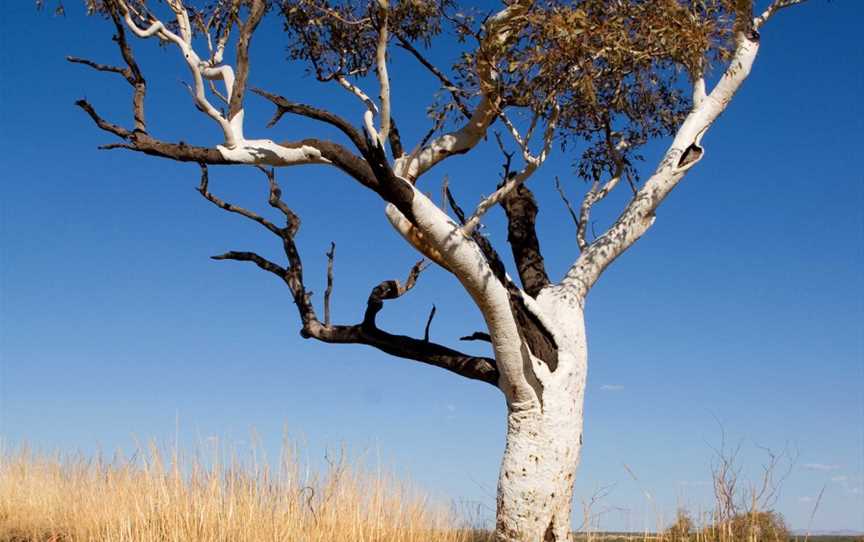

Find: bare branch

[308,321,500,385]
[108,2,148,133]
[423,304,436,342]
[252,87,368,154]
[363,259,429,326]
[324,242,335,326]
[75,99,132,139]
[68,3,147,133]
[443,177,468,225]
[75,97,377,189]
[260,167,300,231]
[196,164,282,237]
[460,331,492,343]
[554,177,579,231]
[212,250,286,277]
[66,56,126,76]
[296,253,498,385]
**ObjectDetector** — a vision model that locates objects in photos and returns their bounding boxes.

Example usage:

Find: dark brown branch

[68,2,150,133]
[108,3,147,132]
[228,0,266,120]
[212,246,499,385]
[66,56,126,76]
[209,168,316,326]
[493,133,550,297]
[304,321,500,385]
[501,184,550,298]
[363,260,428,326]
[252,87,368,154]
[76,97,389,214]
[362,132,417,221]
[460,331,492,343]
[443,177,468,225]
[204,171,497,386]
[261,166,300,233]
[444,178,510,285]
[197,164,282,237]
[66,3,148,132]
[324,242,335,326]
[75,99,131,139]
[423,304,436,342]
[250,89,413,210]
[314,263,498,385]
[387,116,404,159]
[555,176,580,230]
[211,250,286,277]
[76,100,377,190]
[493,131,514,179]
[112,135,233,163]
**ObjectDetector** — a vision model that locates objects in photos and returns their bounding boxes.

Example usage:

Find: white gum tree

[67,0,808,539]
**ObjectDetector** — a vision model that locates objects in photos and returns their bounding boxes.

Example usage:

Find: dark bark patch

[544,518,557,541]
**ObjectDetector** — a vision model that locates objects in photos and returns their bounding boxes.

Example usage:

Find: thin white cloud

[831,475,848,483]
[802,463,841,471]
[798,496,813,503]
[600,384,625,392]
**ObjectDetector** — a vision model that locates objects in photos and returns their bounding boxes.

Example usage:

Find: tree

[64,0,809,540]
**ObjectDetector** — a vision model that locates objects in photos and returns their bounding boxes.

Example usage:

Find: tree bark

[495,287,588,542]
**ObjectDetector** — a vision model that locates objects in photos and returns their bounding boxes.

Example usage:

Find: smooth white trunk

[495,288,588,542]
[386,185,590,540]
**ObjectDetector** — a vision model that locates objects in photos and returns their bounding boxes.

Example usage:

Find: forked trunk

[494,290,588,542]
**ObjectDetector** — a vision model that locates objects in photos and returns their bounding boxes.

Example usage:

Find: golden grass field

[0,441,489,542]
[0,440,858,542]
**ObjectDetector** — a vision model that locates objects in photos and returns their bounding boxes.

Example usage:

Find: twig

[423,305,436,342]
[324,242,335,326]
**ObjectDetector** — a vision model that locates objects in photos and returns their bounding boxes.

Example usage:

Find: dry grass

[1,437,853,542]
[0,440,490,542]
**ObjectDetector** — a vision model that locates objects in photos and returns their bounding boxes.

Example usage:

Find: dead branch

[324,242,336,326]
[202,168,497,385]
[423,305,436,342]
[460,332,492,343]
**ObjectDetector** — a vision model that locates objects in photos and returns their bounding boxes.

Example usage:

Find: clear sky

[1,0,862,533]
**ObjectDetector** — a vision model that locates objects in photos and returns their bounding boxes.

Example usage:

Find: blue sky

[1,0,862,533]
